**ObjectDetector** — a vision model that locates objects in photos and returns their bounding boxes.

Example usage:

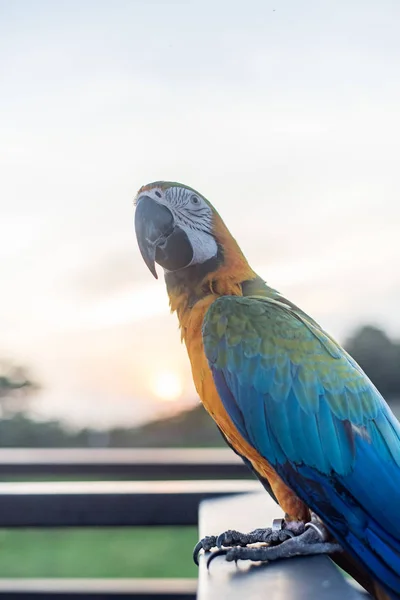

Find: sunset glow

[151,371,184,402]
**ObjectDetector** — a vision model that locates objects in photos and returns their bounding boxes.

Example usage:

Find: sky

[1,0,400,428]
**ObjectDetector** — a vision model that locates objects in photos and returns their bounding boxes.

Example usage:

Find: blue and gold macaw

[134,181,400,600]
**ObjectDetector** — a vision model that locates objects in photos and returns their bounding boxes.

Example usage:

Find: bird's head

[134,181,222,279]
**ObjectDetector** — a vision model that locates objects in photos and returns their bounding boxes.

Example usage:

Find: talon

[193,535,217,565]
[207,528,342,567]
[196,519,309,567]
[207,548,229,569]
[197,517,341,569]
[193,540,203,566]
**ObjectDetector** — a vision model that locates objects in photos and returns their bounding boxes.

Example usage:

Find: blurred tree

[345,326,400,400]
[0,361,39,417]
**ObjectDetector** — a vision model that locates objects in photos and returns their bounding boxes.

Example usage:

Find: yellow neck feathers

[166,212,256,338]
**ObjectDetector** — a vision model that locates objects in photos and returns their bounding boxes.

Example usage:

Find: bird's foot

[206,517,342,568]
[193,518,305,566]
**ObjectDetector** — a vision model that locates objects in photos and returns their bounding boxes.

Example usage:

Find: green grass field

[0,527,198,578]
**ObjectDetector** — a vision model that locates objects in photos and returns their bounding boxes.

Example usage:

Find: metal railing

[0,449,369,599]
[0,479,258,527]
[0,448,250,479]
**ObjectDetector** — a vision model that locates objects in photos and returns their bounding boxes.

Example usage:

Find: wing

[203,295,400,593]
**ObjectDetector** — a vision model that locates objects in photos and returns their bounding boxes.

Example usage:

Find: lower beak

[134,196,194,278]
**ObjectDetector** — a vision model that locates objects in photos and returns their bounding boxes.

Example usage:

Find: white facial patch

[162,185,218,267]
[179,225,218,266]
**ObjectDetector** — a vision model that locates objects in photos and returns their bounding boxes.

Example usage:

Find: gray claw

[194,519,310,568]
[207,548,229,569]
[193,535,217,565]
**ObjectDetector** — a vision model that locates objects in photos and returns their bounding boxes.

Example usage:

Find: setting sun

[151,371,183,402]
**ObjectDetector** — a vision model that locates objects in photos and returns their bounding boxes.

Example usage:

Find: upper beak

[134,196,174,279]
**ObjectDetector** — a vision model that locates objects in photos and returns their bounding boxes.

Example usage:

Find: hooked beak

[134,196,194,278]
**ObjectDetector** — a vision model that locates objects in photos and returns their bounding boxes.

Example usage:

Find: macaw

[134,181,400,600]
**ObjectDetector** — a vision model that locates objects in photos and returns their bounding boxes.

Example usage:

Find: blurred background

[1,0,399,583]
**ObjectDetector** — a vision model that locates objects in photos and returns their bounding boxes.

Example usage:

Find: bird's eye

[191,195,200,205]
[155,191,162,198]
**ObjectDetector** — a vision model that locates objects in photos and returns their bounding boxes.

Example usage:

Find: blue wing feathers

[292,369,321,413]
[203,295,400,595]
[297,404,330,470]
[346,388,363,423]
[212,369,247,442]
